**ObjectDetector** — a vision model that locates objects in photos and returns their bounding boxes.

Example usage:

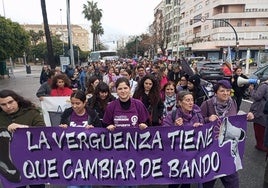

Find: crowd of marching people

[5,56,268,187]
[33,58,259,187]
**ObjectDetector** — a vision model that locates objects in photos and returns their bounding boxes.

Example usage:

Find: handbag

[48,106,63,126]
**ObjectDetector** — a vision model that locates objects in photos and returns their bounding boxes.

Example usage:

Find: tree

[124,35,146,58]
[93,22,104,50]
[28,30,44,46]
[0,16,30,60]
[28,35,67,66]
[40,0,56,69]
[82,1,103,51]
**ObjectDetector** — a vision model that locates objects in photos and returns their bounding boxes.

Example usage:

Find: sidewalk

[0,64,43,106]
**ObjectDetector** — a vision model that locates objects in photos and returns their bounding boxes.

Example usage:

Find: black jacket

[60,107,102,127]
[87,95,116,121]
[232,74,248,98]
[139,92,164,126]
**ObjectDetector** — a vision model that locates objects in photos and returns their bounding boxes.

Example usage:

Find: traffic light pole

[191,17,239,61]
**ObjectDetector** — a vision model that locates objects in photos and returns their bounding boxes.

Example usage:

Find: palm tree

[40,0,55,69]
[82,1,103,51]
[92,22,104,50]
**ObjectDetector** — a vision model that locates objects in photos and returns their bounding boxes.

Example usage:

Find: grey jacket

[36,81,51,97]
[250,82,268,126]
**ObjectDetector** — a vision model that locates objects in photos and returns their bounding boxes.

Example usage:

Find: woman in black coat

[231,66,249,111]
[87,82,116,125]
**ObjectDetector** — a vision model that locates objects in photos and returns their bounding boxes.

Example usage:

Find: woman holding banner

[103,77,149,131]
[162,90,204,188]
[59,90,102,129]
[200,80,254,188]
[163,90,204,127]
[59,90,102,188]
[0,89,45,188]
[249,79,268,152]
[103,77,149,188]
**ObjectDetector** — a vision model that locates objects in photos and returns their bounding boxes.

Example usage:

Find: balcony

[213,12,268,19]
[191,38,268,51]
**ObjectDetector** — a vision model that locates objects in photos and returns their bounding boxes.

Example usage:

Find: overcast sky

[1,0,160,42]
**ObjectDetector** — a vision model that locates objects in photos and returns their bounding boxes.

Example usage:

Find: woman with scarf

[162,90,204,188]
[103,66,116,92]
[163,90,204,127]
[161,81,177,117]
[200,80,254,188]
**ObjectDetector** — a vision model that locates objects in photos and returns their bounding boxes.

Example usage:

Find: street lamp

[59,8,64,55]
[66,0,75,67]
[191,16,239,61]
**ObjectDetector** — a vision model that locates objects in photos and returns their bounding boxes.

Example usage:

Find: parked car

[196,61,210,72]
[199,62,225,81]
[238,58,257,67]
[251,65,268,82]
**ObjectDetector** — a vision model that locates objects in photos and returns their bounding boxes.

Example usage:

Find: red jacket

[50,87,73,96]
[222,64,232,76]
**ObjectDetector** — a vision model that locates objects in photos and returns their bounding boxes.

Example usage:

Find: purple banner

[1,115,247,187]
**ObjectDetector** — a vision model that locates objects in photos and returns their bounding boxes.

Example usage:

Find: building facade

[22,24,90,52]
[156,0,268,61]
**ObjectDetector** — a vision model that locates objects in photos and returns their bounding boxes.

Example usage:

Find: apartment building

[159,0,268,60]
[149,1,164,57]
[163,0,180,57]
[22,24,90,52]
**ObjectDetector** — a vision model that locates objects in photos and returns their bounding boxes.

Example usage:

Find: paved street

[0,64,266,188]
